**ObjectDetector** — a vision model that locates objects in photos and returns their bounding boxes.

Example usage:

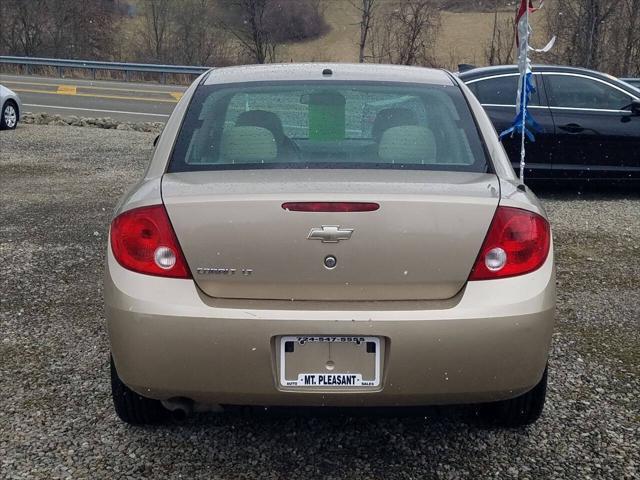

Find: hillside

[280,1,547,68]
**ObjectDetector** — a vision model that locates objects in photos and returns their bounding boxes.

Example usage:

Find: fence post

[161,72,167,84]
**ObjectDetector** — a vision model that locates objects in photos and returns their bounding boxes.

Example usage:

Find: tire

[1,100,18,130]
[110,355,169,425]
[481,366,548,428]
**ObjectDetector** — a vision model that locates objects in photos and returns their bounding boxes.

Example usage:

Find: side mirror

[153,134,160,147]
[631,100,640,116]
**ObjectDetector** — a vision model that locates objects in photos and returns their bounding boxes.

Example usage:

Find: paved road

[0,74,188,123]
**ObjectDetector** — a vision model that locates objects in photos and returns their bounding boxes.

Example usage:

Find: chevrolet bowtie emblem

[307,225,354,243]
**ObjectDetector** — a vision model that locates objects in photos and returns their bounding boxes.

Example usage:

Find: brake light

[110,205,191,278]
[469,206,550,280]
[282,202,380,212]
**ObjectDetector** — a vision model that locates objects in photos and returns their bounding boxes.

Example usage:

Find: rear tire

[1,100,18,130]
[110,355,169,425]
[481,366,548,427]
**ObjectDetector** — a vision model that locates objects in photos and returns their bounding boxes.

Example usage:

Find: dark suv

[459,65,640,181]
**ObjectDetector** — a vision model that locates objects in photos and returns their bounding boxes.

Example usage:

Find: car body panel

[106,241,555,406]
[201,63,455,87]
[162,169,500,301]
[548,106,640,178]
[543,72,640,178]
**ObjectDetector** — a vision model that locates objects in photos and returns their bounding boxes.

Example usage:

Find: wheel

[481,366,548,427]
[110,355,169,425]
[1,100,18,130]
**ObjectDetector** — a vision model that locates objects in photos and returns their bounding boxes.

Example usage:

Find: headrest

[378,126,437,164]
[220,126,277,164]
[236,110,285,142]
[371,108,418,141]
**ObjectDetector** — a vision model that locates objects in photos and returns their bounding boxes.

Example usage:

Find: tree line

[545,0,640,77]
[0,0,638,77]
[0,0,329,66]
[483,0,640,77]
[0,0,120,61]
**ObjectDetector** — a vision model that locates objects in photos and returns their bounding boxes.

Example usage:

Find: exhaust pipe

[161,398,193,420]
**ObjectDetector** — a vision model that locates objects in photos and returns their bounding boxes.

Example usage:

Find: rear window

[168,81,489,172]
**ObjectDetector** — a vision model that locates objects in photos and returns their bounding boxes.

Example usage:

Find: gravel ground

[1,124,638,480]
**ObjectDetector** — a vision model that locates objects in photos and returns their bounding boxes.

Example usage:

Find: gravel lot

[1,124,638,479]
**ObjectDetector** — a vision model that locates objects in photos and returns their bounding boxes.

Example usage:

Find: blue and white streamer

[499,0,555,183]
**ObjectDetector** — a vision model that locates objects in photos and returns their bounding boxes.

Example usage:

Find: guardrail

[0,56,210,84]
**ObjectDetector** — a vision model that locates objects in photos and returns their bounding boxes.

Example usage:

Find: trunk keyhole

[324,255,337,269]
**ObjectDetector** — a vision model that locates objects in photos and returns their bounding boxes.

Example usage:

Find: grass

[281,2,549,69]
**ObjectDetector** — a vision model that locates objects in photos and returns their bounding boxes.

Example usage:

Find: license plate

[279,336,381,388]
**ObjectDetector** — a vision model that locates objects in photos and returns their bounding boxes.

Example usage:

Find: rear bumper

[105,246,555,407]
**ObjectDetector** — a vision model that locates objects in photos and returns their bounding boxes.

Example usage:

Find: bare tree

[0,0,48,56]
[546,0,617,70]
[609,0,640,76]
[350,0,377,63]
[138,0,174,62]
[266,0,329,43]
[173,0,232,65]
[218,0,278,64]
[64,1,119,59]
[369,0,441,66]
[0,0,118,60]
[484,1,516,66]
[545,0,640,76]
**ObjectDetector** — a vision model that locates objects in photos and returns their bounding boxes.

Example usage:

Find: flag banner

[500,0,555,183]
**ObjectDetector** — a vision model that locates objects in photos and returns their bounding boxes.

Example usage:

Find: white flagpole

[519,6,530,185]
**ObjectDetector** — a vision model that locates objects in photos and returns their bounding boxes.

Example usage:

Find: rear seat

[220,126,278,164]
[377,126,437,164]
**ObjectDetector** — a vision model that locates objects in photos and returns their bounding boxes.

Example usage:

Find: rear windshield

[168,81,489,172]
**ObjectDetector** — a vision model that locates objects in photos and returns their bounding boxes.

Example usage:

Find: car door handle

[559,123,584,133]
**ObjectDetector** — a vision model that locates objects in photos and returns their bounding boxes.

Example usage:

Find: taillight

[110,205,191,278]
[469,206,550,280]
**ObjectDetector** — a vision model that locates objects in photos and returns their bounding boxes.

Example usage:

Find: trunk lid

[162,170,499,301]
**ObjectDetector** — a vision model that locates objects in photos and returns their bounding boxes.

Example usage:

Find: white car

[0,84,22,130]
